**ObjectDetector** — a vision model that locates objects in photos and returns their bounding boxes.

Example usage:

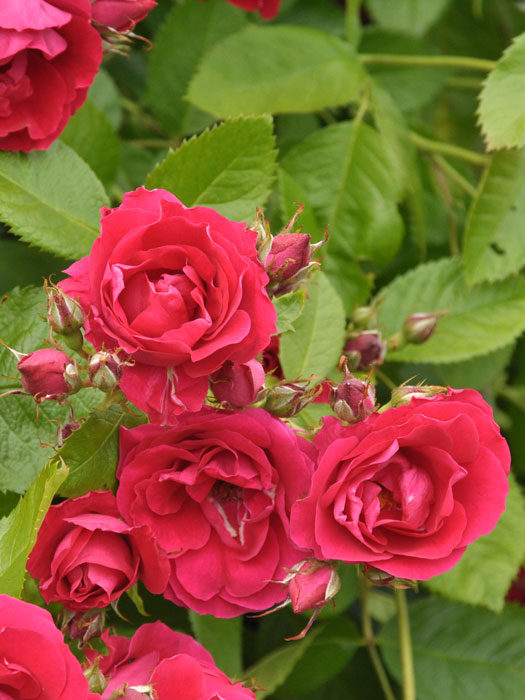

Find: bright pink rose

[91,0,157,32]
[116,407,315,617]
[87,622,254,700]
[0,594,99,700]
[0,0,102,152]
[291,389,511,580]
[27,490,170,611]
[224,0,281,19]
[85,622,214,698]
[60,188,276,423]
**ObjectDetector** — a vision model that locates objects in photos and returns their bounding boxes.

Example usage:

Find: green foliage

[0,142,106,260]
[188,612,243,679]
[426,475,525,612]
[88,69,122,131]
[377,257,525,363]
[463,149,525,285]
[274,290,306,334]
[61,99,120,188]
[366,0,452,37]
[145,0,246,136]
[146,117,276,222]
[479,31,525,150]
[55,404,146,499]
[0,460,68,597]
[187,25,365,118]
[279,271,345,381]
[381,598,525,700]
[281,120,405,265]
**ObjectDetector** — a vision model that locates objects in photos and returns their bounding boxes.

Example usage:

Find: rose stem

[360,575,398,700]
[394,587,416,700]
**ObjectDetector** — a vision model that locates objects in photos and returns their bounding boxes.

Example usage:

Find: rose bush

[60,188,276,422]
[116,407,315,616]
[0,0,102,151]
[0,594,99,700]
[291,389,511,579]
[27,490,170,611]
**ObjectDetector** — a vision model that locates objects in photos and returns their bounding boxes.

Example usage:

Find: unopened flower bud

[18,349,80,399]
[266,233,312,294]
[47,285,85,335]
[252,208,273,266]
[391,384,447,407]
[288,560,341,614]
[210,359,265,407]
[63,609,106,646]
[264,381,315,418]
[88,351,124,392]
[351,305,378,329]
[344,331,386,370]
[91,0,157,32]
[402,312,443,345]
[331,378,376,423]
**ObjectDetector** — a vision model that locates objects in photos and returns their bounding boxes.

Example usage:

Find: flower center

[210,480,243,503]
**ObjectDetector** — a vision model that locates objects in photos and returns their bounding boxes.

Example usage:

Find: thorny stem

[360,53,496,72]
[432,154,478,198]
[360,576,398,700]
[409,132,489,166]
[395,587,416,700]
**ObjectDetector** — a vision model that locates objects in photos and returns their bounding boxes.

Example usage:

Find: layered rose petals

[60,188,276,422]
[290,389,510,580]
[224,0,281,19]
[116,408,314,617]
[0,0,102,151]
[27,490,169,611]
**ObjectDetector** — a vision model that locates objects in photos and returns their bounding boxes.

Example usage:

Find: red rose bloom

[0,0,102,151]
[60,188,276,422]
[224,0,281,19]
[0,594,99,700]
[27,490,170,611]
[116,408,315,617]
[87,622,254,700]
[291,389,511,580]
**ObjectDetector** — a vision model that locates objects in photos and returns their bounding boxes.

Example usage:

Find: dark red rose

[0,0,102,151]
[223,0,280,19]
[291,389,510,580]
[60,188,276,423]
[116,407,315,617]
[0,594,100,700]
[27,490,169,611]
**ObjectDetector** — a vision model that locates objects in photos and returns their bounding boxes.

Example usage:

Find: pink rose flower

[0,0,102,151]
[60,188,276,423]
[116,407,315,617]
[223,0,281,19]
[0,594,100,700]
[86,622,254,700]
[291,389,511,580]
[27,490,170,611]
[91,0,157,32]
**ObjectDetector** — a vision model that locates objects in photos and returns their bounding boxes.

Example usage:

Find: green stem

[445,75,482,90]
[345,0,362,46]
[395,588,416,700]
[361,577,398,700]
[360,53,496,72]
[409,132,489,165]
[375,368,397,391]
[433,154,478,198]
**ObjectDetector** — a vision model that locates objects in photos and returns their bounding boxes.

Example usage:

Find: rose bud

[62,609,106,646]
[91,0,157,32]
[89,351,125,392]
[330,377,376,423]
[351,305,378,329]
[210,359,265,407]
[46,283,85,335]
[264,381,317,418]
[18,349,81,399]
[288,560,341,615]
[266,233,311,295]
[402,312,444,345]
[343,331,386,370]
[391,383,447,407]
